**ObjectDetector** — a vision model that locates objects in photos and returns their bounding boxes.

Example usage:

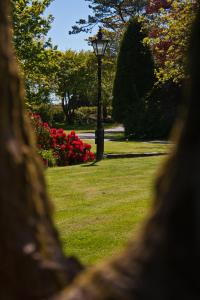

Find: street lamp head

[91,27,109,57]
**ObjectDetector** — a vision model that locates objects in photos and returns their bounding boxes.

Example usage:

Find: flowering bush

[31,114,51,150]
[30,113,95,166]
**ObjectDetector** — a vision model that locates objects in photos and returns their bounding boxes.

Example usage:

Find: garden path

[77,125,124,140]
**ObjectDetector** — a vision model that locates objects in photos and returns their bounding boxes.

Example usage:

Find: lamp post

[91,28,109,161]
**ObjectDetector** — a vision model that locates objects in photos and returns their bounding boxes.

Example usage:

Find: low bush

[31,103,54,124]
[31,104,65,126]
[38,150,57,167]
[30,114,95,166]
[74,107,97,125]
[75,106,113,124]
[51,105,65,124]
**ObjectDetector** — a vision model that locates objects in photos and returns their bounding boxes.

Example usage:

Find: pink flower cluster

[30,114,95,166]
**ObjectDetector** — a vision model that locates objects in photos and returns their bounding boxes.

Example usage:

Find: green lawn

[47,155,166,265]
[86,140,171,155]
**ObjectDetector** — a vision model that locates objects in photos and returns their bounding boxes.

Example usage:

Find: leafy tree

[11,0,56,104]
[112,18,155,137]
[54,50,116,125]
[71,0,198,84]
[137,0,198,138]
[24,49,61,105]
[145,0,198,83]
[54,50,95,124]
[12,0,53,64]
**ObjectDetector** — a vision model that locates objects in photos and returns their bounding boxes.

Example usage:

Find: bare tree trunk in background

[0,1,82,299]
[61,92,75,125]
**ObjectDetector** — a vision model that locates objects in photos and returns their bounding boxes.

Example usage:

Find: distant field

[47,155,167,265]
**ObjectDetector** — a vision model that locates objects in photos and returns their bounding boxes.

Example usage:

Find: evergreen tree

[70,0,147,55]
[70,0,146,34]
[112,18,155,137]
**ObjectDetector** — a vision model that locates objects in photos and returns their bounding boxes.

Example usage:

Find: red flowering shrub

[30,114,95,166]
[31,114,51,150]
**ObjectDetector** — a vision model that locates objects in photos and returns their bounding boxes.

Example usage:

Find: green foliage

[101,55,116,117]
[112,18,155,137]
[12,0,53,63]
[144,81,181,138]
[31,103,54,123]
[74,107,97,125]
[38,149,57,167]
[55,51,94,102]
[12,2,116,118]
[73,106,112,125]
[51,105,65,125]
[54,50,116,125]
[144,0,198,83]
[54,50,95,124]
[11,0,56,104]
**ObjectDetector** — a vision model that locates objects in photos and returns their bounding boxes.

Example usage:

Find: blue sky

[45,0,94,51]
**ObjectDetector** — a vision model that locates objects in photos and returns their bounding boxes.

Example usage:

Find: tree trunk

[103,103,107,121]
[0,1,82,299]
[61,94,74,125]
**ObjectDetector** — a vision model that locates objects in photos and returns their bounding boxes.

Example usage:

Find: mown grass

[47,155,167,265]
[85,139,171,155]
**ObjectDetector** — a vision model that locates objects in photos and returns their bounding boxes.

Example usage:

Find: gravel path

[78,125,124,140]
[105,125,124,133]
[78,126,170,146]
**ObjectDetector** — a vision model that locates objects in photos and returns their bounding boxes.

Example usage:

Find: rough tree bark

[0,1,83,299]
[1,0,200,299]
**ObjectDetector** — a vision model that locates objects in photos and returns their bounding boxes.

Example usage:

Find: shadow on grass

[107,138,171,144]
[81,160,100,167]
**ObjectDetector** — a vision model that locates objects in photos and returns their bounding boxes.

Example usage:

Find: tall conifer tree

[112,18,154,137]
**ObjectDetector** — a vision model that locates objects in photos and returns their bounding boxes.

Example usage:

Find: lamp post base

[95,128,104,161]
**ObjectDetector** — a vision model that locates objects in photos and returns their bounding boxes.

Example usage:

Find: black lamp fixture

[92,28,109,57]
[91,28,109,161]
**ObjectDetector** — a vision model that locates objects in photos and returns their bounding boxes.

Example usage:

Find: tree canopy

[11,0,56,104]
[145,0,198,83]
[12,0,54,63]
[70,0,146,34]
